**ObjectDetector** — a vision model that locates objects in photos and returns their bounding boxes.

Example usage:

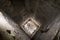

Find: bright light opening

[24,20,37,34]
[0,11,15,36]
[22,18,41,37]
[0,12,14,30]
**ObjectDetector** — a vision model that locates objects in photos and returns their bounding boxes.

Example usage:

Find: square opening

[21,18,41,37]
[24,20,37,34]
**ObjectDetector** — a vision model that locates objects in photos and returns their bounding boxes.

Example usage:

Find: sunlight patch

[21,18,41,37]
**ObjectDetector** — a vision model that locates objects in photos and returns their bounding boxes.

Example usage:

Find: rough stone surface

[0,0,60,40]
